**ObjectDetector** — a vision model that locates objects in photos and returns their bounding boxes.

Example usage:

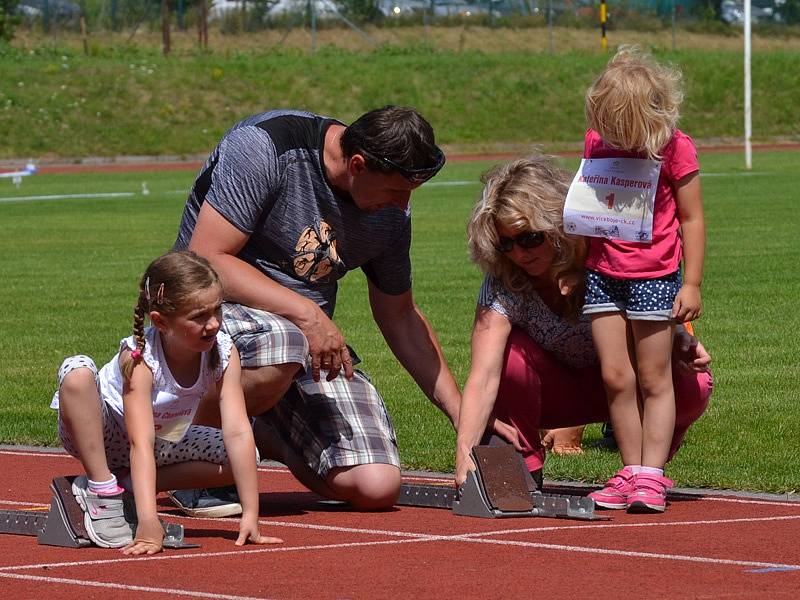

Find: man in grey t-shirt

[172,106,461,513]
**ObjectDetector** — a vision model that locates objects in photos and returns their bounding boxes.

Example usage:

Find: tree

[0,0,20,42]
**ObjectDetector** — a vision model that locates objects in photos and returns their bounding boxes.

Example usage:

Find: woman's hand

[236,516,283,546]
[122,518,164,556]
[674,327,711,374]
[490,417,525,451]
[455,446,477,487]
[541,426,585,455]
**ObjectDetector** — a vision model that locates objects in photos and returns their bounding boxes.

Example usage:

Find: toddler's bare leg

[591,313,642,466]
[632,320,676,469]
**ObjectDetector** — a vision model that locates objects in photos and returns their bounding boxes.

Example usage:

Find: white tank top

[98,327,232,442]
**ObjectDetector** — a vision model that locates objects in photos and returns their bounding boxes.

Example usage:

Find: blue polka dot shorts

[583,269,682,321]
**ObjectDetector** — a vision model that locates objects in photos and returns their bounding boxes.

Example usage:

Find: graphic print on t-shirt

[293,220,343,283]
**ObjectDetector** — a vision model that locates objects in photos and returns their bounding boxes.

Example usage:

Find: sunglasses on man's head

[360,147,446,184]
[495,231,546,253]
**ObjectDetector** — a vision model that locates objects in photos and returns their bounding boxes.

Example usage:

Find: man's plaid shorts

[222,302,400,477]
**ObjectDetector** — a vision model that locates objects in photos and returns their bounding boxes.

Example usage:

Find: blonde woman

[455,155,712,498]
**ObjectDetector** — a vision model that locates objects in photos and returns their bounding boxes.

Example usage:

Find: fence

[5,0,799,52]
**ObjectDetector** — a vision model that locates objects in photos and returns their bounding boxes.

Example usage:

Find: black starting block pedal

[398,445,607,521]
[0,475,199,549]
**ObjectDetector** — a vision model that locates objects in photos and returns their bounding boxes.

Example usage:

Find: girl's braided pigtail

[121,286,150,383]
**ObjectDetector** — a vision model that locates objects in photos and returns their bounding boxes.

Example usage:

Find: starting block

[398,445,607,521]
[0,476,198,549]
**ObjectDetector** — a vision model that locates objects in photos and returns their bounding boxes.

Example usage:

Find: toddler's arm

[121,355,165,555]
[673,171,705,322]
[219,346,282,546]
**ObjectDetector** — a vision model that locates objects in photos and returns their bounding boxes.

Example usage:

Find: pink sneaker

[588,467,635,509]
[627,472,674,513]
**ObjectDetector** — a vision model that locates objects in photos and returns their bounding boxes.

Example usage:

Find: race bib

[563,157,661,243]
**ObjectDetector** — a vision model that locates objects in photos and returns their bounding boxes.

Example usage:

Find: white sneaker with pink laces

[72,476,135,548]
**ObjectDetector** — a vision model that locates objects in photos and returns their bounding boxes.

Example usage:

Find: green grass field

[2,46,799,158]
[1,149,798,493]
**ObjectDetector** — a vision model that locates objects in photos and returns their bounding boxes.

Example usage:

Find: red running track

[1,448,799,599]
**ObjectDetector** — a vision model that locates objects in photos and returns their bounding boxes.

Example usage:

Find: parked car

[208,0,341,20]
[721,0,784,24]
[432,0,487,16]
[377,0,535,18]
[16,0,81,19]
[377,0,429,17]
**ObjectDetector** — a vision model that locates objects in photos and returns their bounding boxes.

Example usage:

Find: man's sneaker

[71,475,135,548]
[167,486,242,518]
[587,466,635,509]
[627,472,674,513]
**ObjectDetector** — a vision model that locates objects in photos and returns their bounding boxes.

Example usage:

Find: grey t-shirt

[174,110,412,317]
[477,275,597,369]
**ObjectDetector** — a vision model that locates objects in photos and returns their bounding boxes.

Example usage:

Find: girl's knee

[59,367,97,398]
[637,366,674,399]
[601,364,637,397]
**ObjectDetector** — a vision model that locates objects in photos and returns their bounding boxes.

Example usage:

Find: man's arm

[189,202,354,380]
[367,280,460,426]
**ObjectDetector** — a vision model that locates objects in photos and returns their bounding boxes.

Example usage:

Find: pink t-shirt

[584,128,699,279]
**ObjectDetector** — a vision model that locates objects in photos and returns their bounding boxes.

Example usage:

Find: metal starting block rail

[398,445,607,521]
[0,475,198,549]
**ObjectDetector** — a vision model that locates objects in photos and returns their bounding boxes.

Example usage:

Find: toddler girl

[580,48,706,513]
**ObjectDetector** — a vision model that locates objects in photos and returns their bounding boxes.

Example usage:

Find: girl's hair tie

[130,349,142,361]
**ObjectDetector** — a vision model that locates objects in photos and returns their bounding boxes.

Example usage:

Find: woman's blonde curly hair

[585,46,684,160]
[467,154,587,320]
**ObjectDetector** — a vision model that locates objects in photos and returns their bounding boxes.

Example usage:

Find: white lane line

[0,572,272,600]
[457,536,800,571]
[701,172,768,177]
[167,513,434,539]
[0,500,48,508]
[0,450,73,459]
[460,514,800,537]
[0,192,134,203]
[1,537,435,572]
[699,496,800,507]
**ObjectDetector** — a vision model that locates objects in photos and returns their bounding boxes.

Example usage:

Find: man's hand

[298,303,354,382]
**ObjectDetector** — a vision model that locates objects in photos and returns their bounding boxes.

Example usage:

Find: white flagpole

[744,0,752,170]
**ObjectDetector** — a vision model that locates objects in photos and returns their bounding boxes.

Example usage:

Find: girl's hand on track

[122,519,164,556]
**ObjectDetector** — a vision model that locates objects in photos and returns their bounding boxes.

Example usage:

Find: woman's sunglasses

[495,231,546,253]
